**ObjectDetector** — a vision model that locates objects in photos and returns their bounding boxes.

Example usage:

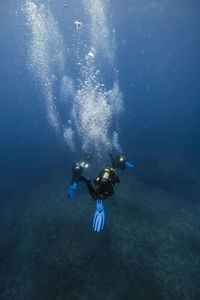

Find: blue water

[0,0,200,299]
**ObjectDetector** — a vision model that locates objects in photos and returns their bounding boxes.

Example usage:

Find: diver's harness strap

[95,167,117,185]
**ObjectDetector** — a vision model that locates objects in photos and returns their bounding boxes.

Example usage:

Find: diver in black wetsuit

[80,165,120,200]
[80,165,120,232]
[109,153,134,170]
[67,153,93,199]
[71,162,83,184]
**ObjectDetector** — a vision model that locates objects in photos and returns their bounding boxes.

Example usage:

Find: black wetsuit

[71,165,83,184]
[109,154,126,170]
[85,168,120,200]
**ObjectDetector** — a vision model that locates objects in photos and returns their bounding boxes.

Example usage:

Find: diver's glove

[67,182,77,199]
[125,161,134,168]
[93,200,105,232]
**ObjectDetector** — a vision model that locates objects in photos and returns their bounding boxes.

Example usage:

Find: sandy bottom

[0,156,200,300]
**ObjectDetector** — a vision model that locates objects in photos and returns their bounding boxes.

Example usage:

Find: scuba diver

[80,165,120,232]
[67,152,93,199]
[109,153,134,170]
[67,162,83,199]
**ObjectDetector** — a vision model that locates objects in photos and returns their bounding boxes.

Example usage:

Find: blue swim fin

[67,181,77,199]
[93,200,105,232]
[125,161,134,168]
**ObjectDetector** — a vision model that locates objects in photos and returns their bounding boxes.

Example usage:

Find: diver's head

[75,162,81,170]
[119,154,125,162]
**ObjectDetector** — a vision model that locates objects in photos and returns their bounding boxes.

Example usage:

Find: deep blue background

[1,0,200,188]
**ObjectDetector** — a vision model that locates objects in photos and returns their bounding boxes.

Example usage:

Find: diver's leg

[86,182,98,200]
[79,176,98,200]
